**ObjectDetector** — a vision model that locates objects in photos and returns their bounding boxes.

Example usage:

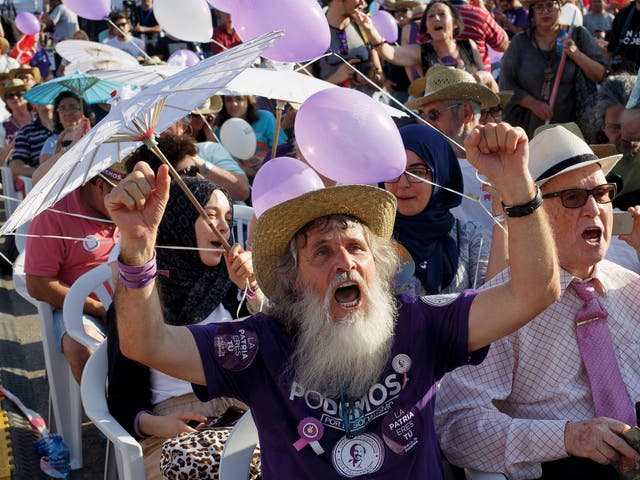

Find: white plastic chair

[1,164,22,217]
[81,341,145,480]
[219,410,259,480]
[232,205,254,250]
[62,262,114,350]
[466,469,508,479]
[13,249,84,469]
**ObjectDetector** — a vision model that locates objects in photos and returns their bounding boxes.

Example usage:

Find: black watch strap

[501,186,543,218]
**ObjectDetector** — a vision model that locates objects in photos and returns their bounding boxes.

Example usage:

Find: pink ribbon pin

[293,417,325,455]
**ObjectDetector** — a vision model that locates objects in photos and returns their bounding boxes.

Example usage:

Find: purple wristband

[134,410,153,438]
[246,283,260,299]
[118,252,158,289]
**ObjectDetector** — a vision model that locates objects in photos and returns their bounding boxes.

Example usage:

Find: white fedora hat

[529,125,622,186]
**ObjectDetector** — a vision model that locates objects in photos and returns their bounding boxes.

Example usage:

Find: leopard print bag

[160,408,261,480]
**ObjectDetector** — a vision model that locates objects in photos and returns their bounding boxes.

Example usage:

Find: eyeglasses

[176,165,199,177]
[4,92,23,100]
[386,167,433,183]
[542,183,617,208]
[56,105,81,113]
[481,106,503,122]
[531,1,559,12]
[115,22,129,27]
[423,103,461,122]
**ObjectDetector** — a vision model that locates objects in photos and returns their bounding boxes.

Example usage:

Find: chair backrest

[1,164,22,218]
[63,262,114,350]
[218,410,259,480]
[81,341,145,480]
[232,205,254,250]
[12,249,37,306]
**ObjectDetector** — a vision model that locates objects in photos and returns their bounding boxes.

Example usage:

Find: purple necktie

[572,280,636,425]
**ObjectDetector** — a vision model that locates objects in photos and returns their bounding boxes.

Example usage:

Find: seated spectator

[105,11,146,60]
[435,125,640,480]
[217,95,288,178]
[9,102,54,179]
[25,162,127,382]
[0,78,35,161]
[383,124,491,296]
[596,73,640,210]
[40,91,93,164]
[500,0,606,138]
[405,66,501,231]
[125,132,250,202]
[107,177,263,478]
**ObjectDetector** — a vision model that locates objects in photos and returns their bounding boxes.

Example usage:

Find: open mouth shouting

[333,281,362,310]
[582,226,603,245]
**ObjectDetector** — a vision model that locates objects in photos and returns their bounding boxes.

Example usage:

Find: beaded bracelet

[246,283,261,300]
[118,252,161,289]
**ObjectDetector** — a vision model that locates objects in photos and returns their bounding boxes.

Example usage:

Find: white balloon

[154,0,213,43]
[220,118,257,160]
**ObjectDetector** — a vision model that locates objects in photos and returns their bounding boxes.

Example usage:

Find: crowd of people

[3,0,640,478]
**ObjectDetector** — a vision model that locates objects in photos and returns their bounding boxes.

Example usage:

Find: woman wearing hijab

[384,124,491,295]
[106,177,263,479]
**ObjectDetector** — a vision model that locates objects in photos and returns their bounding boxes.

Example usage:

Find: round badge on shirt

[332,433,385,477]
[212,323,259,371]
[82,234,100,252]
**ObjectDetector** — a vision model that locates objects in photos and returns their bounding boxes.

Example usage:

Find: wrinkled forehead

[293,215,369,250]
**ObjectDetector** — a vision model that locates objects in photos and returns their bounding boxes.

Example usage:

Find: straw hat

[381,0,421,10]
[497,90,514,109]
[0,38,9,55]
[0,78,29,98]
[9,64,42,84]
[252,185,397,299]
[529,124,622,186]
[533,122,619,162]
[191,96,222,115]
[405,66,500,110]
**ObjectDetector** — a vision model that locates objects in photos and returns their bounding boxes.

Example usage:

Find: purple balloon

[233,0,330,62]
[62,0,110,20]
[371,11,398,44]
[206,0,235,13]
[167,49,201,67]
[252,157,325,218]
[15,12,40,35]
[295,88,405,184]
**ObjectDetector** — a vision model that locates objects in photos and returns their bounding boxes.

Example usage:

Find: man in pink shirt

[25,164,125,382]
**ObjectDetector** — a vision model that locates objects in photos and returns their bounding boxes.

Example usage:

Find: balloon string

[404,171,506,233]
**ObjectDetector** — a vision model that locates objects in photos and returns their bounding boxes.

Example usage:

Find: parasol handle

[142,139,232,253]
[271,100,287,159]
[107,19,155,64]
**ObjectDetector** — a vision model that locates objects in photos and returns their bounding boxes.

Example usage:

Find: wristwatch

[501,186,543,218]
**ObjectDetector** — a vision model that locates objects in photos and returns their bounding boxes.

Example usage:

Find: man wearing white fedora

[406,65,501,232]
[105,122,559,479]
[436,124,640,480]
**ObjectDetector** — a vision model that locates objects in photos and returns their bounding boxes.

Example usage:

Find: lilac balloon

[371,11,398,43]
[167,49,201,67]
[15,12,40,35]
[233,0,330,62]
[62,0,110,20]
[252,157,325,218]
[206,0,235,13]
[295,88,405,184]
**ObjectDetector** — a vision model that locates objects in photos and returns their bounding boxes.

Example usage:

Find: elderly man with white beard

[105,122,559,479]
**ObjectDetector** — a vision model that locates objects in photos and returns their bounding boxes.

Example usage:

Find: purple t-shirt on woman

[188,292,486,479]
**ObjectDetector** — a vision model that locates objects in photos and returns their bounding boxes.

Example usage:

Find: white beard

[287,270,397,399]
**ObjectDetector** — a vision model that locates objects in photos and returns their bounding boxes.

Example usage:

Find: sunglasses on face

[4,92,23,100]
[386,167,433,183]
[542,183,617,208]
[56,105,81,113]
[115,22,129,27]
[481,106,503,121]
[177,165,199,177]
[423,103,461,122]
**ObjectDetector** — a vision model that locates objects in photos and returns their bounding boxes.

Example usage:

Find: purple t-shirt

[188,292,486,479]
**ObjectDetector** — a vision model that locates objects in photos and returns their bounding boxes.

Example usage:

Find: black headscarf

[156,178,235,326]
[393,124,463,294]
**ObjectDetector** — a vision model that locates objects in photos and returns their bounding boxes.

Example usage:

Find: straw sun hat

[252,185,397,299]
[529,124,622,186]
[0,78,29,98]
[405,65,500,111]
[191,95,223,115]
